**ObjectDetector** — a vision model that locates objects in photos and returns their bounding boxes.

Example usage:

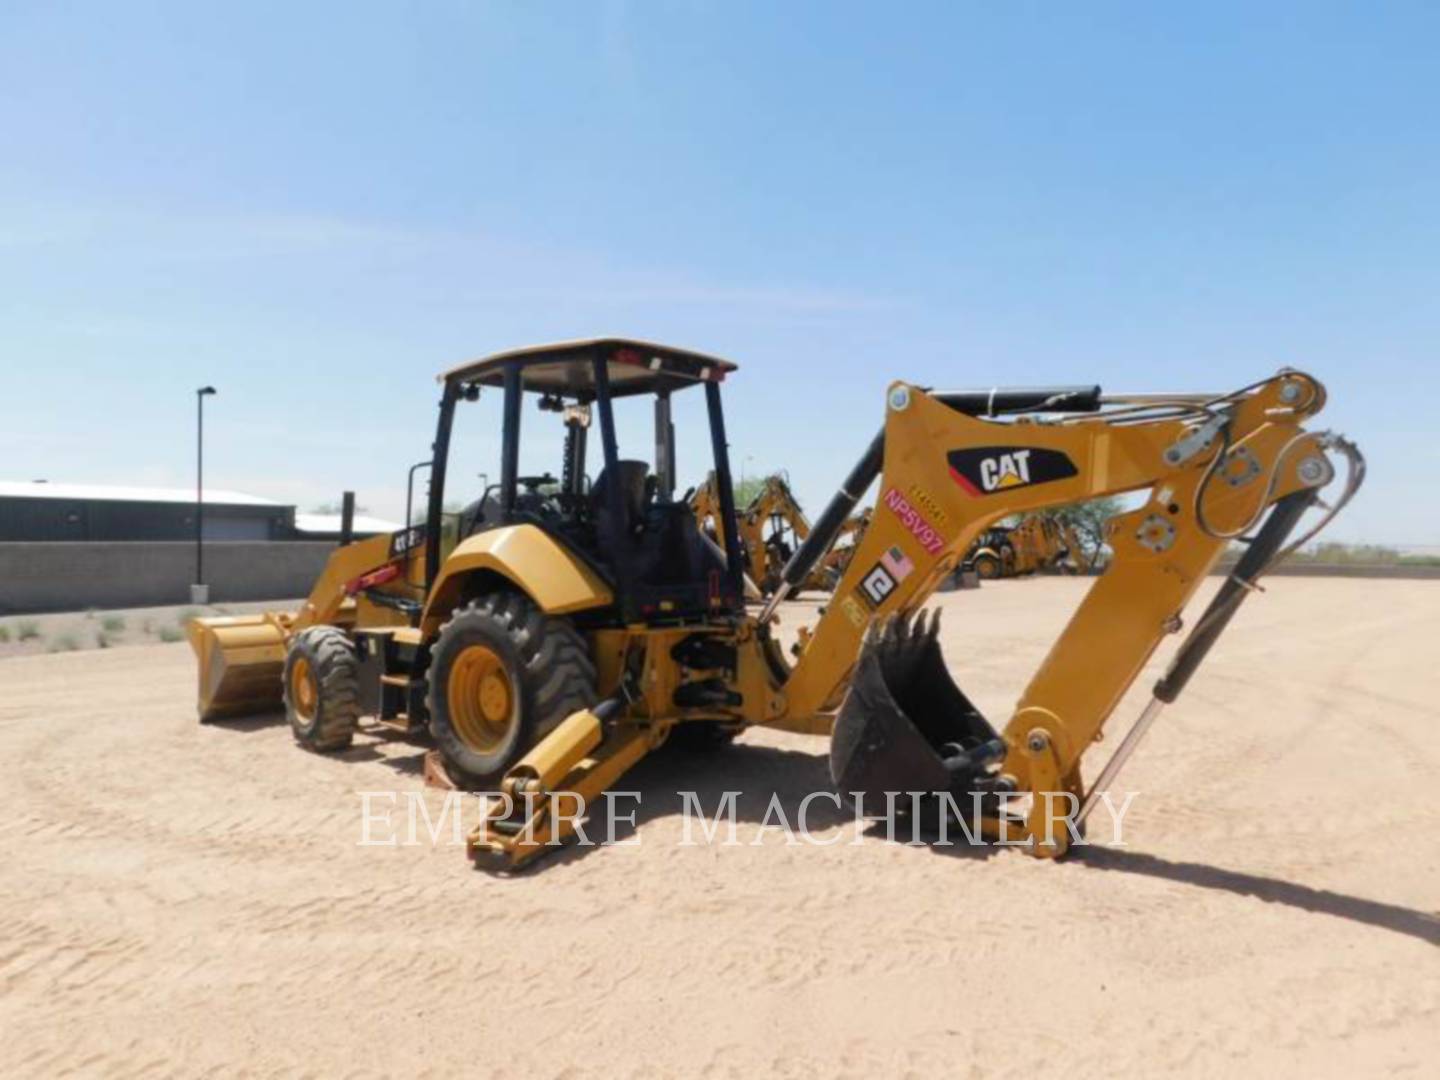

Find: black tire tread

[284,625,361,752]
[425,591,596,787]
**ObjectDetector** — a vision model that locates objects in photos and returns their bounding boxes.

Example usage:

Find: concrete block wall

[0,542,335,614]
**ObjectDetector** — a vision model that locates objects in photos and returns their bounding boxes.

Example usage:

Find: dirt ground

[1,578,1436,1077]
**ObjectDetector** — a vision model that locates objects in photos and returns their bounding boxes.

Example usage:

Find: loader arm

[188,529,422,720]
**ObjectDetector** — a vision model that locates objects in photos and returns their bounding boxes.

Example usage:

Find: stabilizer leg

[467,701,662,870]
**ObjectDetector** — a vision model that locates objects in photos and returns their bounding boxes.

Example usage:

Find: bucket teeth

[830,608,1003,807]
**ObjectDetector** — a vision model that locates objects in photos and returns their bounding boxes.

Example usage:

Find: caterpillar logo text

[982,451,1031,490]
[947,446,1078,496]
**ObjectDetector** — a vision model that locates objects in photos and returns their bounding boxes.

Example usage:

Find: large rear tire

[426,592,597,789]
[283,626,361,752]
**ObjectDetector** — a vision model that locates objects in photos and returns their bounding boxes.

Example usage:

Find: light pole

[194,386,217,604]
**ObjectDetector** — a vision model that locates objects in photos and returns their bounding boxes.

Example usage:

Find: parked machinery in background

[962,513,1089,580]
[690,471,861,596]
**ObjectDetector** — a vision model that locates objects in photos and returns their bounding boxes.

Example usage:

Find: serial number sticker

[882,487,946,555]
[905,483,949,527]
[840,594,868,628]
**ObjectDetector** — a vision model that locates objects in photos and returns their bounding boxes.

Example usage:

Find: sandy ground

[1,577,1436,1077]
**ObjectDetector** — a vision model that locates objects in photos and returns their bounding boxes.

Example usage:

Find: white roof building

[0,481,281,506]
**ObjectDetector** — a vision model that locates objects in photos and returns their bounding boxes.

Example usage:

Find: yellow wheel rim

[447,645,515,754]
[291,656,317,720]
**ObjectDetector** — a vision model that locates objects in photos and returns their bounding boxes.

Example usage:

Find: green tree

[1034,496,1125,566]
[732,475,769,509]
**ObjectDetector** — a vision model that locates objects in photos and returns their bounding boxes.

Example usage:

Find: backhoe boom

[471,368,1361,866]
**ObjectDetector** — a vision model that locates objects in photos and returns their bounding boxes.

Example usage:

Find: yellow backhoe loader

[690,471,856,595]
[963,513,1087,579]
[819,505,872,584]
[188,340,1361,871]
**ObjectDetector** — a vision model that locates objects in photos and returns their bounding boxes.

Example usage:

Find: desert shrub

[1284,542,1440,567]
[101,615,126,633]
[176,608,200,626]
[0,626,10,643]
[51,634,80,652]
[17,620,41,641]
[158,626,184,643]
[96,632,111,649]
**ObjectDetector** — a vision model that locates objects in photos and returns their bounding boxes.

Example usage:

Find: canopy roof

[439,337,737,398]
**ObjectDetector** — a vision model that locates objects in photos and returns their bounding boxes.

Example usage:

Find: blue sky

[1,1,1434,542]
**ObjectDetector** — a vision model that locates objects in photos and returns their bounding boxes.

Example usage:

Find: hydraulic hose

[761,429,884,622]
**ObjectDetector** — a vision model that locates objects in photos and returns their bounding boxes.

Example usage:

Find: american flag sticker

[880,545,914,582]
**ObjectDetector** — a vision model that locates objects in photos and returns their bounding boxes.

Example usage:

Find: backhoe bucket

[186,615,289,721]
[830,610,1005,807]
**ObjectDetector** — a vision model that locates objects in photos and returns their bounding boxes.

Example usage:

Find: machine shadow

[502,739,1004,874]
[1071,846,1440,946]
[202,712,432,773]
[201,710,285,734]
[505,740,851,873]
[535,747,1440,947]
[212,712,1435,943]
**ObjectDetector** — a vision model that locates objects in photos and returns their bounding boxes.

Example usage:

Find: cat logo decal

[947,447,1078,496]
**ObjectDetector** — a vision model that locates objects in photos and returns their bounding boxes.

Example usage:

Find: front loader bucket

[830,610,1005,808]
[186,615,288,721]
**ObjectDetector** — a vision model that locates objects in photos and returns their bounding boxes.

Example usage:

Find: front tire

[426,592,597,788]
[973,553,1002,580]
[283,626,361,752]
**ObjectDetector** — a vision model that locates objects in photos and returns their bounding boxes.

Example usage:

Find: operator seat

[591,460,733,614]
[591,460,653,538]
